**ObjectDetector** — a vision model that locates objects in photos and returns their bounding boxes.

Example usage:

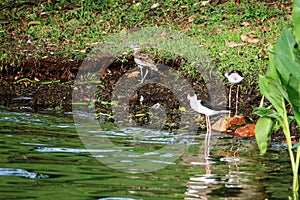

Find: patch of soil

[0,56,80,112]
[0,55,297,142]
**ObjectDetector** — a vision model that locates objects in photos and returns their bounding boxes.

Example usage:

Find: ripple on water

[35,147,123,153]
[0,168,49,179]
[0,110,296,199]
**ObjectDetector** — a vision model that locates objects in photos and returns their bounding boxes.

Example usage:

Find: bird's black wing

[201,100,228,111]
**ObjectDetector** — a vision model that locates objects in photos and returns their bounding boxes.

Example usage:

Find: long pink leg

[204,116,209,158]
[207,115,211,156]
[205,156,211,175]
[235,85,239,116]
[204,115,211,158]
[228,85,232,116]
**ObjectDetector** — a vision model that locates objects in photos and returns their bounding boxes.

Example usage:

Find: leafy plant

[253,0,300,194]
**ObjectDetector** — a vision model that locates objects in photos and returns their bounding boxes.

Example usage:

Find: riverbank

[0,0,295,140]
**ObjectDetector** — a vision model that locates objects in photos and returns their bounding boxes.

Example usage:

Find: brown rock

[225,116,246,129]
[212,116,246,132]
[234,124,255,138]
[212,117,227,132]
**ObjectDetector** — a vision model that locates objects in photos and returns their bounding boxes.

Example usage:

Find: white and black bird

[187,93,229,157]
[129,44,158,83]
[225,70,244,116]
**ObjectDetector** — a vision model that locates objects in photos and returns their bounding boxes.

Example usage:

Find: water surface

[0,110,295,199]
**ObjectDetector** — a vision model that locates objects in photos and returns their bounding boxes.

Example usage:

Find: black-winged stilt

[224,70,244,116]
[129,44,158,83]
[187,93,229,157]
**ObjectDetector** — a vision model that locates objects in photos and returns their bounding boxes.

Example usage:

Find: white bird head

[187,93,198,102]
[225,70,244,84]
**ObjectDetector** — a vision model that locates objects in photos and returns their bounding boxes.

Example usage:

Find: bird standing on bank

[129,44,158,83]
[224,70,244,116]
[187,93,229,157]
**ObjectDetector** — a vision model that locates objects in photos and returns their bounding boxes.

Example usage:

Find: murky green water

[0,110,296,199]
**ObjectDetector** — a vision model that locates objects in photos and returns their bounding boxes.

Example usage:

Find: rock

[234,124,255,138]
[212,116,246,132]
[226,116,246,129]
[212,117,227,132]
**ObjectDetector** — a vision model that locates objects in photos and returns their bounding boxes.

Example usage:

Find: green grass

[0,0,292,84]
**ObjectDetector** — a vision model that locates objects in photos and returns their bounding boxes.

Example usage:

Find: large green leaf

[292,0,300,46]
[291,0,300,123]
[274,29,300,85]
[275,53,300,85]
[266,44,280,81]
[259,75,286,117]
[287,74,300,126]
[292,142,300,150]
[255,117,274,155]
[252,106,280,120]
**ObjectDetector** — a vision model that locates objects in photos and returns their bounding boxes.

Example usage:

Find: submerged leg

[204,116,209,157]
[204,115,211,158]
[207,115,211,156]
[205,156,211,175]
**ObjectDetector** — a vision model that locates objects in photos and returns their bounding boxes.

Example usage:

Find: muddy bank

[2,55,299,142]
[0,55,260,115]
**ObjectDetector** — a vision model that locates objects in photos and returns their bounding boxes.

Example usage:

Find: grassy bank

[1,1,291,70]
[0,0,293,114]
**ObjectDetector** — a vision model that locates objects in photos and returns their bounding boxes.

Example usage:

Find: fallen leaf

[197,22,206,27]
[269,17,277,22]
[226,41,244,48]
[256,19,264,25]
[120,27,127,33]
[188,16,194,23]
[241,34,248,41]
[28,21,41,26]
[241,34,260,43]
[52,17,60,23]
[151,3,160,9]
[248,31,256,37]
[247,37,260,43]
[219,51,228,56]
[212,29,223,34]
[260,26,272,32]
[240,21,251,27]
